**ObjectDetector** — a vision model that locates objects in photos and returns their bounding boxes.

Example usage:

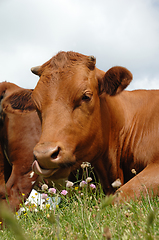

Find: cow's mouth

[32,160,59,178]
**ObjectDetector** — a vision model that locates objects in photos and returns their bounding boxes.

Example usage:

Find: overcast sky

[0,0,159,91]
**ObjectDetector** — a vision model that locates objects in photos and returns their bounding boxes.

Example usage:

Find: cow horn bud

[89,55,96,63]
[87,55,96,70]
[31,66,41,76]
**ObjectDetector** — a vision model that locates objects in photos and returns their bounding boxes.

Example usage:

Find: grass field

[0,165,159,240]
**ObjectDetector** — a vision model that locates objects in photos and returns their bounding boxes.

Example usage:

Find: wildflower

[41,193,48,199]
[0,222,2,224]
[47,214,50,218]
[16,212,19,216]
[40,203,45,210]
[66,180,74,188]
[35,192,38,195]
[46,198,49,201]
[111,178,122,188]
[46,204,50,209]
[24,212,27,216]
[86,177,92,183]
[81,162,91,169]
[131,168,137,175]
[90,183,96,189]
[22,193,25,196]
[41,184,48,191]
[17,207,26,216]
[56,205,59,208]
[81,163,87,169]
[79,180,87,188]
[85,162,91,167]
[61,190,68,196]
[48,188,56,194]
[75,187,78,190]
[31,196,35,199]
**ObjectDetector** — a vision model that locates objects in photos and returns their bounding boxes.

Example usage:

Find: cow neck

[106,94,125,131]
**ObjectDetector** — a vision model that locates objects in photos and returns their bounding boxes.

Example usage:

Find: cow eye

[82,92,92,102]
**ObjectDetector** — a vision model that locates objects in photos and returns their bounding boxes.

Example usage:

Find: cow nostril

[51,146,60,160]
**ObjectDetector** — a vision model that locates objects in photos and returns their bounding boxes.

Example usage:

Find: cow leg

[115,162,159,202]
[93,159,116,195]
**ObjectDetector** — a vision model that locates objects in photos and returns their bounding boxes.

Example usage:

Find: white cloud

[128,76,159,90]
[0,0,159,89]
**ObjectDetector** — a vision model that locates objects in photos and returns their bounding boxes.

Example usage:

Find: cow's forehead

[33,64,97,104]
[39,51,91,74]
[32,51,97,106]
[34,52,96,89]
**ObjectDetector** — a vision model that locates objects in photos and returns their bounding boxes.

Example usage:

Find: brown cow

[0,81,41,211]
[3,51,159,201]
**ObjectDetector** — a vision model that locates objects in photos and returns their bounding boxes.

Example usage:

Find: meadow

[0,163,159,240]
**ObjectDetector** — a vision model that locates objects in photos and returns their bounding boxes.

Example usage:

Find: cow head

[3,51,132,180]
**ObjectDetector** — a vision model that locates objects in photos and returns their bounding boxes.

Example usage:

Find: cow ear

[2,89,35,113]
[103,66,133,96]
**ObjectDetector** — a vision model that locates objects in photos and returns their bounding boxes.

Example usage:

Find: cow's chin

[32,160,71,179]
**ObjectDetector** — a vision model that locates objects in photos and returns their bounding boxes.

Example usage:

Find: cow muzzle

[32,142,76,178]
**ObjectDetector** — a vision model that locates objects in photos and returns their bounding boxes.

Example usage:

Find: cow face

[31,53,105,179]
[4,51,132,181]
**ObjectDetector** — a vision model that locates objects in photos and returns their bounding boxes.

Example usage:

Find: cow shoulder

[103,66,133,96]
[2,89,35,113]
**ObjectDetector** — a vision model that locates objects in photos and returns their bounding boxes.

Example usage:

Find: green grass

[0,167,159,239]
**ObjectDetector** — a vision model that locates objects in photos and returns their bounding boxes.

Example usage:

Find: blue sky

[0,0,159,90]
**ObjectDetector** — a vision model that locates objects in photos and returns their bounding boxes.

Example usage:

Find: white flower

[111,179,122,188]
[81,163,87,169]
[41,184,48,191]
[81,162,91,169]
[66,181,74,188]
[79,181,87,188]
[131,169,137,175]
[86,177,92,183]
